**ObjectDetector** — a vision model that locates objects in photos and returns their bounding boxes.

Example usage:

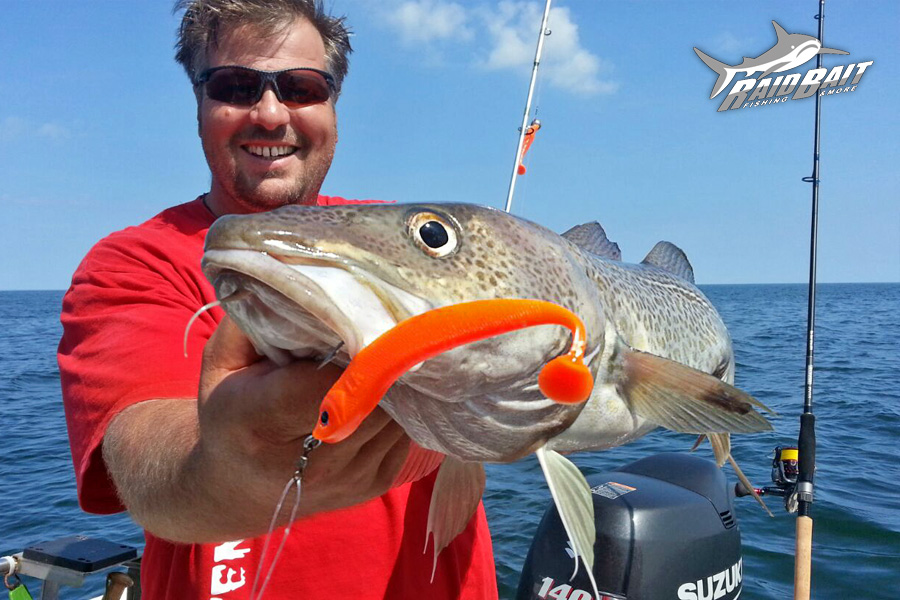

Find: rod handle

[794,515,813,600]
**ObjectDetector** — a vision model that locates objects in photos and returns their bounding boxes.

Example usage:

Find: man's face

[200,18,337,214]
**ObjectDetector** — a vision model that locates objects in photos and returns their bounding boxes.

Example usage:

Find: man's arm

[103,317,411,543]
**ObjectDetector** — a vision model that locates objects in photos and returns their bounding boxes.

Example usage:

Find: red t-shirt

[58,196,497,599]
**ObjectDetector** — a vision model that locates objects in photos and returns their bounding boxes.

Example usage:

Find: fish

[694,20,849,99]
[200,203,772,594]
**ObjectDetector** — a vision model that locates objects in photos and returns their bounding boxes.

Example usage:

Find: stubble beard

[205,128,337,214]
[231,144,334,210]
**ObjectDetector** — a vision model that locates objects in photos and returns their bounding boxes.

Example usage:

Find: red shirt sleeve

[58,196,376,513]
[58,200,221,513]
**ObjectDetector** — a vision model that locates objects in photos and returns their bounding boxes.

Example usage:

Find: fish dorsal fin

[562,222,622,260]
[772,20,789,41]
[535,447,601,599]
[426,457,486,582]
[641,241,695,283]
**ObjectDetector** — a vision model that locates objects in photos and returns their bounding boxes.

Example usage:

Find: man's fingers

[203,315,264,373]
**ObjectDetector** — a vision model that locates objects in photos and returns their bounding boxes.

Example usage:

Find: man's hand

[104,317,411,543]
[197,317,412,522]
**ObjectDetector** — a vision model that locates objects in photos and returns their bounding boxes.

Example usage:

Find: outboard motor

[517,453,743,600]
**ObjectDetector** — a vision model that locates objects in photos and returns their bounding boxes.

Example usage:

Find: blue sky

[2,0,897,290]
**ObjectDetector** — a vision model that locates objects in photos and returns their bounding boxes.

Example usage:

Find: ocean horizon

[1,283,898,598]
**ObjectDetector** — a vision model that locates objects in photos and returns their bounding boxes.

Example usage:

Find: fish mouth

[202,248,433,365]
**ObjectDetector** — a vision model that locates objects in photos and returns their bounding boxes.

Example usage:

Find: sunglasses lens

[276,70,332,105]
[205,69,261,106]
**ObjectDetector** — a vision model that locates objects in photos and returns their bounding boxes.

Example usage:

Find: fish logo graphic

[694,21,849,99]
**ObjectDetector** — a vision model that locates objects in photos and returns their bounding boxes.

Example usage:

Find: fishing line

[249,436,321,600]
[317,341,345,370]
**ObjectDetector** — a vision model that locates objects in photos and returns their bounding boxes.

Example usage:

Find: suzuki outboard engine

[517,453,743,600]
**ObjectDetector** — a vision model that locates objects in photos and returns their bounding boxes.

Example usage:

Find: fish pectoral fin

[535,447,601,600]
[425,457,486,582]
[618,348,775,434]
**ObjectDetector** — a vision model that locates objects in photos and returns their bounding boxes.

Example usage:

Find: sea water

[1,284,898,599]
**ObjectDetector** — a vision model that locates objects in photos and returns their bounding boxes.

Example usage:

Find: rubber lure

[312,298,593,444]
[517,119,542,175]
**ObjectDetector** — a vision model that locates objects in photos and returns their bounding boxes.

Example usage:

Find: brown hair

[174,0,352,97]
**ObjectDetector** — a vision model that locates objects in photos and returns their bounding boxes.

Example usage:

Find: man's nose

[249,87,290,130]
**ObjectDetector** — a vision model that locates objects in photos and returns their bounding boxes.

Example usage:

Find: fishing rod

[794,1,828,598]
[504,0,552,214]
[729,3,832,597]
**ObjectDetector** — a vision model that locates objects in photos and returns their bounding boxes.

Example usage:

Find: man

[58,1,497,598]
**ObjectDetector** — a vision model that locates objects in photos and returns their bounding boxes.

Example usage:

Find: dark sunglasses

[195,65,336,107]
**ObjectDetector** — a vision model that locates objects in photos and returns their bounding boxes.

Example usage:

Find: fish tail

[694,47,734,99]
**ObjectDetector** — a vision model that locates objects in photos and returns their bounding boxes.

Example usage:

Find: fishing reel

[735,446,800,513]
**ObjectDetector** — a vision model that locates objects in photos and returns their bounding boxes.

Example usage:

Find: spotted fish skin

[547,253,735,455]
[202,203,756,463]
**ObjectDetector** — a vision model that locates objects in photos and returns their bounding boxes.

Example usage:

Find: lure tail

[312,298,593,443]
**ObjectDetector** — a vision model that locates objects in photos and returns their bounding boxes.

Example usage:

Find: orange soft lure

[312,298,593,444]
[517,119,542,175]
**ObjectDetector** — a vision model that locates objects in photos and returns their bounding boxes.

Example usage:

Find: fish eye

[407,211,459,258]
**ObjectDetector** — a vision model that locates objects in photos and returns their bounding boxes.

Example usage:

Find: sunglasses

[195,65,336,107]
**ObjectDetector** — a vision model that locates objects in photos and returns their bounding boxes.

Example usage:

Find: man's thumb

[202,315,263,373]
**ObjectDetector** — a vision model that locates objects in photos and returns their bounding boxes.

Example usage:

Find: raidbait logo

[694,21,873,112]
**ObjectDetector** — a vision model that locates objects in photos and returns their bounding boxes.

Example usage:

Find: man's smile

[243,144,299,159]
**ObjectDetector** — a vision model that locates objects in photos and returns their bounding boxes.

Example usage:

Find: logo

[677,558,742,600]
[590,481,636,499]
[694,21,873,112]
[536,575,624,600]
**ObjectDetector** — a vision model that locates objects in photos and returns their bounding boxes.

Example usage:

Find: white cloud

[379,0,617,97]
[0,116,28,142]
[481,1,539,71]
[385,0,471,44]
[709,32,752,60]
[37,122,70,140]
[480,2,618,96]
[0,116,70,142]
[536,5,618,95]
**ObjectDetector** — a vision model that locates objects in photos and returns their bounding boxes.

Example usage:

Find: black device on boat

[516,453,743,600]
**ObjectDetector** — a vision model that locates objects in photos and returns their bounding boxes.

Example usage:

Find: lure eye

[407,211,459,258]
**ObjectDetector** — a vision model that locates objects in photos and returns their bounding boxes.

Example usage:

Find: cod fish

[201,203,771,592]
